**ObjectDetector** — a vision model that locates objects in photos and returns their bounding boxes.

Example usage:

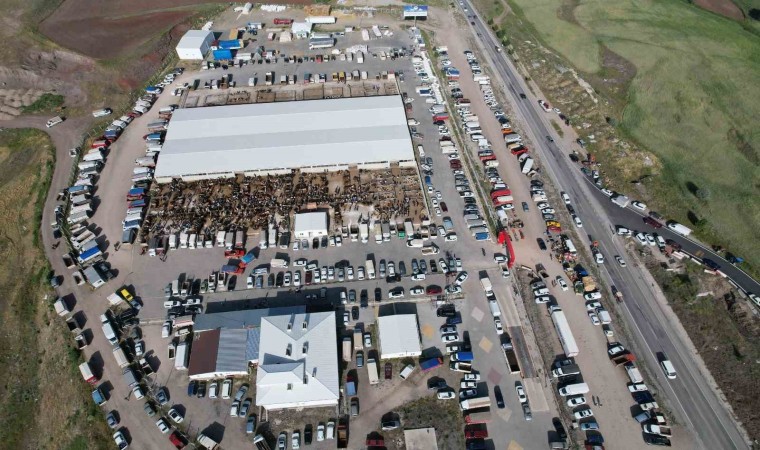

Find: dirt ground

[39,0,310,59]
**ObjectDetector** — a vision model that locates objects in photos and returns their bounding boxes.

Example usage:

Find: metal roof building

[175,30,214,60]
[188,307,305,380]
[154,96,416,183]
[256,311,339,410]
[377,314,422,359]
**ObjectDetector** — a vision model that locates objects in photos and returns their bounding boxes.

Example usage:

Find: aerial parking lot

[45,2,725,450]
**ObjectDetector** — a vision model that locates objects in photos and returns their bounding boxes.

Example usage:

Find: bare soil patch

[693,0,745,20]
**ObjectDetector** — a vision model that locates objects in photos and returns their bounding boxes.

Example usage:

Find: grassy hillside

[0,129,112,449]
[503,0,760,272]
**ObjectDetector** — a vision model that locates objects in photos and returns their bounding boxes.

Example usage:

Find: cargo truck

[381,222,391,242]
[460,396,491,411]
[175,341,189,370]
[113,345,130,368]
[342,337,352,362]
[551,309,579,357]
[359,223,369,243]
[404,220,415,238]
[502,342,520,374]
[367,359,379,385]
[365,259,376,279]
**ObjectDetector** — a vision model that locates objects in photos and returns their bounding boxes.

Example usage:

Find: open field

[0,129,112,449]
[501,0,760,274]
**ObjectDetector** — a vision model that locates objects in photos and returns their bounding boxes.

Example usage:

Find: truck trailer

[550,309,579,357]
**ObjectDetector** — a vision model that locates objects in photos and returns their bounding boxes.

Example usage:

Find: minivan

[660,359,677,379]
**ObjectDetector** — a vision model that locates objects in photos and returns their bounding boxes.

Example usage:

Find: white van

[558,382,589,396]
[222,379,233,399]
[660,359,677,379]
[399,364,416,380]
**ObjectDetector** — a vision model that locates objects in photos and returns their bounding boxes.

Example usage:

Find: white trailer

[551,309,579,357]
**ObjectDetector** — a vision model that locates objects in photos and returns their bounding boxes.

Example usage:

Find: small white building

[256,312,339,410]
[176,30,214,60]
[378,314,422,359]
[291,22,313,39]
[294,212,328,239]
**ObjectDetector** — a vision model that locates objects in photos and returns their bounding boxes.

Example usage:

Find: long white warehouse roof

[154,96,414,180]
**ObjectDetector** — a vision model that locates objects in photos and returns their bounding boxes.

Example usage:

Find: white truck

[175,341,189,370]
[359,223,369,243]
[480,275,493,295]
[367,358,379,385]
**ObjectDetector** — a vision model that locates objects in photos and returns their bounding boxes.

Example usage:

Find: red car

[643,217,662,228]
[384,362,392,379]
[440,202,448,212]
[305,270,313,285]
[449,160,462,169]
[224,248,245,258]
[464,425,488,439]
[169,431,188,449]
[426,285,443,295]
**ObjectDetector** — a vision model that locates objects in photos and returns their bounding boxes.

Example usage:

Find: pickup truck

[643,424,672,437]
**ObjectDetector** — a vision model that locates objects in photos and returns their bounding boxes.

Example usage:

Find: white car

[410,287,425,296]
[343,312,349,325]
[584,291,602,301]
[294,258,308,266]
[494,318,504,335]
[615,256,627,267]
[346,266,354,280]
[357,267,365,280]
[292,240,300,251]
[574,408,594,419]
[594,252,605,264]
[632,201,647,210]
[230,401,240,416]
[436,190,443,199]
[588,312,601,326]
[515,383,528,403]
[132,386,144,400]
[601,188,614,197]
[445,233,458,242]
[412,273,426,281]
[534,295,550,304]
[573,215,583,228]
[388,289,405,299]
[635,232,648,245]
[113,431,129,449]
[317,424,325,441]
[616,226,633,236]
[645,233,656,246]
[247,275,254,289]
[628,383,648,392]
[292,431,300,449]
[437,389,456,400]
[283,272,291,286]
[168,408,184,424]
[293,271,301,286]
[567,396,587,407]
[435,207,442,216]
[208,381,218,398]
[156,418,171,434]
[556,277,568,291]
[464,372,481,381]
[460,380,477,389]
[441,333,459,343]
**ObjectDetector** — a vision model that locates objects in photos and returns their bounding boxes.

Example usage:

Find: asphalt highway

[456,1,752,448]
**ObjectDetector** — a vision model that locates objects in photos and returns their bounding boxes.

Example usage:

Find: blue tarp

[213,49,234,60]
[218,39,243,50]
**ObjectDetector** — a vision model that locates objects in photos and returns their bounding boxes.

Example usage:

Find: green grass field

[504,0,760,271]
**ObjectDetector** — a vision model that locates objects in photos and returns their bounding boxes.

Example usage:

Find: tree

[696,187,711,200]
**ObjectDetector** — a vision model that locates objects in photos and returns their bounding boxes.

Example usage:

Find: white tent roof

[154,96,414,180]
[294,212,327,234]
[176,30,213,50]
[256,311,339,409]
[378,314,422,358]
